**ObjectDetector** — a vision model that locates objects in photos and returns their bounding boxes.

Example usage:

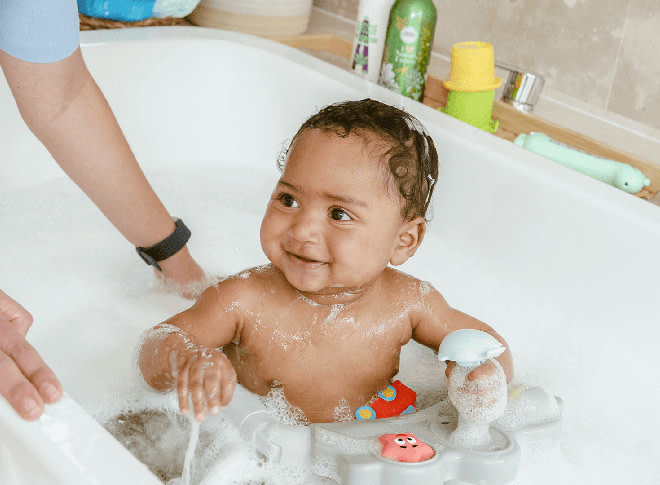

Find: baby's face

[260,129,406,295]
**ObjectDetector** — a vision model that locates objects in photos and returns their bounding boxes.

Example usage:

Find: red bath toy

[355,380,417,420]
[379,432,435,463]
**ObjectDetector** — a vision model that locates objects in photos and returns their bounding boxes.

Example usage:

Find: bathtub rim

[75,25,658,228]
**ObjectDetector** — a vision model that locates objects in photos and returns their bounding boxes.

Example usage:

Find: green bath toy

[514,132,651,194]
[441,90,499,133]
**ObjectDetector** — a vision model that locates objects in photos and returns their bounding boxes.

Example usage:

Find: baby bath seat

[223,384,563,485]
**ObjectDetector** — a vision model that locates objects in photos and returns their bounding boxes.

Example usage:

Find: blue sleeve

[0,0,80,63]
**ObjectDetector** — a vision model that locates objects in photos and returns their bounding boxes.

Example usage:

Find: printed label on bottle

[355,16,378,45]
[352,16,377,72]
[400,26,418,44]
[380,15,435,101]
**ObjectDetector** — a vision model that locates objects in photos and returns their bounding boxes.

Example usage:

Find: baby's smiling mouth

[286,250,326,266]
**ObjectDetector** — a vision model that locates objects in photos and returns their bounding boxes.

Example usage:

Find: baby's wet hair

[279,99,439,221]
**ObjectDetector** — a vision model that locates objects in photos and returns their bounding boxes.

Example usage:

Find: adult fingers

[0,290,33,336]
[0,322,62,419]
[0,322,62,405]
[0,349,44,419]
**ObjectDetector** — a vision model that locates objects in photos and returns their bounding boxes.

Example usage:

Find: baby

[139,99,513,423]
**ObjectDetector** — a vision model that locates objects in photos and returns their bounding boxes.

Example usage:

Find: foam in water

[155,272,220,300]
[310,456,341,484]
[178,416,200,485]
[447,359,508,448]
[496,384,560,430]
[332,398,354,422]
[175,396,202,485]
[261,387,311,426]
[102,407,220,482]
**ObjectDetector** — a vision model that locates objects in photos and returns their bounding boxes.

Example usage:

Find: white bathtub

[1,27,659,484]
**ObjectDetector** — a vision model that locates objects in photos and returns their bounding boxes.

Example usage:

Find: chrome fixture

[496,61,545,112]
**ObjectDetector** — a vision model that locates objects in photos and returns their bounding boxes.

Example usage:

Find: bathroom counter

[300,8,660,205]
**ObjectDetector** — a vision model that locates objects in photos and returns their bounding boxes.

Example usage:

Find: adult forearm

[3,48,174,246]
[1,48,204,287]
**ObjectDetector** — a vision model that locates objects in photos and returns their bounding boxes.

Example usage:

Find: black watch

[135,218,191,271]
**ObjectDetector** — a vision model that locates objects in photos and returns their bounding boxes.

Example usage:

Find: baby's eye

[278,193,298,208]
[330,208,351,221]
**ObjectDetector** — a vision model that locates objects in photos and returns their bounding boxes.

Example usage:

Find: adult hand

[155,246,207,299]
[0,290,63,420]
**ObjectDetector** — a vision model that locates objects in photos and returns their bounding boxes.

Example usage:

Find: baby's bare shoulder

[212,264,289,308]
[220,264,274,286]
[383,268,435,295]
[382,269,447,309]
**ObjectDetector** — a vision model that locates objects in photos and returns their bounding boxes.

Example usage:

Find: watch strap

[135,218,191,271]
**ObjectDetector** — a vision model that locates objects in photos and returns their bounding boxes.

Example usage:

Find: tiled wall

[314,0,660,132]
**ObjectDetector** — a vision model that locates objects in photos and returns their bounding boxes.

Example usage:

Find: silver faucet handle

[496,61,545,112]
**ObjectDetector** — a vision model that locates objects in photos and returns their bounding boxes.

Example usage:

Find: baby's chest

[246,314,410,373]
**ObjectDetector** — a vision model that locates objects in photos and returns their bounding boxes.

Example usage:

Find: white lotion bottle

[350,0,396,82]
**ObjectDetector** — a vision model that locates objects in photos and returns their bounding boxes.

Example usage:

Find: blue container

[78,0,156,22]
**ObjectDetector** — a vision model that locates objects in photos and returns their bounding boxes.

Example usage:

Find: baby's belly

[223,343,399,422]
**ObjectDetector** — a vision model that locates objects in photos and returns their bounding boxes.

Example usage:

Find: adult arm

[0,48,204,287]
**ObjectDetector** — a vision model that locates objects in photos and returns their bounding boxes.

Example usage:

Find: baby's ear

[390,216,426,266]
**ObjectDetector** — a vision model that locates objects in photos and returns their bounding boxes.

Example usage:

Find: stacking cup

[443,41,501,92]
[442,90,499,133]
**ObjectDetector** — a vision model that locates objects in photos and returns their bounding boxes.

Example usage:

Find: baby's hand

[445,359,508,423]
[445,360,497,382]
[444,360,498,382]
[172,347,237,421]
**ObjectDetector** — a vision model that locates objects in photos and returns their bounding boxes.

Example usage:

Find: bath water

[180,417,200,485]
[2,162,658,484]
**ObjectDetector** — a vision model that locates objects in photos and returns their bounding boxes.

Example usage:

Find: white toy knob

[437,329,505,367]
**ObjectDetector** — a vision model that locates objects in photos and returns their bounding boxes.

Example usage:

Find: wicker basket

[79,13,188,30]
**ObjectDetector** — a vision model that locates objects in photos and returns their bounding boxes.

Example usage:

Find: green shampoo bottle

[379,0,437,101]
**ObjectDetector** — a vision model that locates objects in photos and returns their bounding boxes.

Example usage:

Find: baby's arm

[411,285,513,383]
[139,283,241,421]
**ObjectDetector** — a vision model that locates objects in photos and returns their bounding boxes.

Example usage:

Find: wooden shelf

[275,33,659,200]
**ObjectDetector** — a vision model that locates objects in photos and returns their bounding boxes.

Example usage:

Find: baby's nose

[288,210,322,243]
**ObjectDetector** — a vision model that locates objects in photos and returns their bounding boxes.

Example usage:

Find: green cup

[441,90,499,133]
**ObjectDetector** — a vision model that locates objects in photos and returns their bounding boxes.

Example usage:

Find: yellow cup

[443,41,502,92]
